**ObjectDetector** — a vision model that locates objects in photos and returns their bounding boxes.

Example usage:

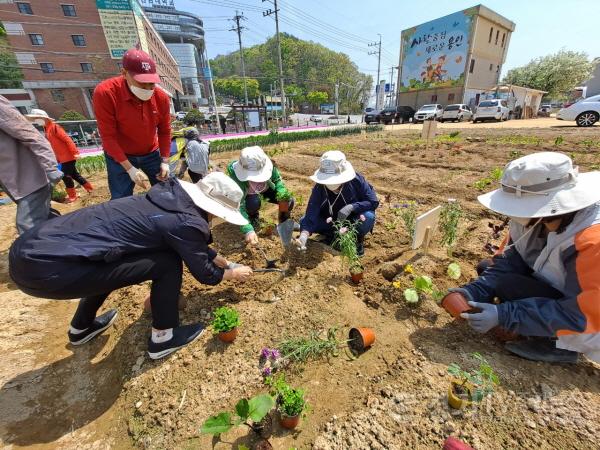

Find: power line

[368,34,382,109]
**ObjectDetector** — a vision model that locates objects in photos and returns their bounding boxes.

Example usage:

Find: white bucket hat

[309,150,356,185]
[478,152,600,218]
[25,109,52,120]
[178,172,248,226]
[232,146,273,182]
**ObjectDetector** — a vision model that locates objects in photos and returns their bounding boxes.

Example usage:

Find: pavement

[383,117,594,131]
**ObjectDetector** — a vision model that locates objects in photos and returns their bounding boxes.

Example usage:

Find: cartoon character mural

[400,9,475,92]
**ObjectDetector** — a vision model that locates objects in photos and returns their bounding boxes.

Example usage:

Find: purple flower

[392,203,401,209]
[270,349,281,359]
[262,367,272,376]
[260,348,271,360]
[402,203,409,208]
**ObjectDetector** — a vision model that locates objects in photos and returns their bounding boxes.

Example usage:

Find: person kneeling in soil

[296,151,379,256]
[226,146,295,246]
[444,152,600,364]
[9,172,253,360]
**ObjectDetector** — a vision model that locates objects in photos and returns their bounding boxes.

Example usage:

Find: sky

[174,0,600,85]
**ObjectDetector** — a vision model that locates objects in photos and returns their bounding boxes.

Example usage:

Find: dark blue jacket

[9,179,224,286]
[301,172,379,234]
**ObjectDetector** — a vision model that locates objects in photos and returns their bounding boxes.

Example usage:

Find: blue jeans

[301,210,376,240]
[105,151,161,200]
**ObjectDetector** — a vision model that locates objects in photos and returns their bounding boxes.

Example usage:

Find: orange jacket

[45,121,79,163]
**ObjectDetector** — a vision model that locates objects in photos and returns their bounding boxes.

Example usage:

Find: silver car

[414,104,443,123]
[441,104,472,122]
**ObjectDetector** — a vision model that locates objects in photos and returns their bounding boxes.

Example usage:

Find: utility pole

[230,11,248,106]
[263,0,287,125]
[334,81,339,116]
[368,34,382,110]
[389,65,397,107]
[204,48,221,134]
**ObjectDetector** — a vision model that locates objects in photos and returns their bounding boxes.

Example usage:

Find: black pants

[495,273,563,303]
[62,160,88,189]
[188,170,203,183]
[11,251,182,330]
[246,187,295,223]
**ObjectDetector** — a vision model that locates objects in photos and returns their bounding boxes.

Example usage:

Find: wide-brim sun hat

[232,146,273,182]
[309,150,356,185]
[478,151,600,218]
[178,172,248,226]
[25,108,52,120]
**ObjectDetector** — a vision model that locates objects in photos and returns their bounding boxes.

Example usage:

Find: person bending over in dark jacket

[296,151,379,256]
[9,173,253,360]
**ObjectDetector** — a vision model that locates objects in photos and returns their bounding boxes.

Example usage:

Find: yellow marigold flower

[404,264,414,274]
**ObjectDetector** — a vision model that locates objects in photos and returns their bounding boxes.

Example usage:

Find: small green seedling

[211,306,241,334]
[554,135,564,146]
[332,220,363,274]
[447,262,461,280]
[276,189,293,202]
[439,200,463,254]
[200,393,275,435]
[392,201,418,237]
[278,327,344,364]
[267,375,309,418]
[447,352,499,402]
[403,275,445,304]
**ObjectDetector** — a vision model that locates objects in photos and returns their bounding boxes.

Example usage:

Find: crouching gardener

[297,151,379,256]
[444,152,600,364]
[9,173,253,360]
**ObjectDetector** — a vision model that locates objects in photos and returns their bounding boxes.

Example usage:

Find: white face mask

[326,183,342,192]
[129,84,154,101]
[34,119,46,126]
[509,216,532,227]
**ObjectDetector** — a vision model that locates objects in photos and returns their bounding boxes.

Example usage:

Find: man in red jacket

[26,109,93,203]
[93,48,171,199]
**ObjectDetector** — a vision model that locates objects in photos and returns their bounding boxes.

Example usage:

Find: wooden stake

[423,226,432,253]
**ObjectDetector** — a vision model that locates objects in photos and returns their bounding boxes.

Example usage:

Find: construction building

[0,0,182,118]
[396,4,515,109]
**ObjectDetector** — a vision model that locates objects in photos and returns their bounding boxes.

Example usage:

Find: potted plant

[260,217,276,236]
[447,352,499,409]
[441,292,472,318]
[212,306,241,343]
[267,375,308,429]
[275,189,293,213]
[331,220,363,283]
[348,327,375,354]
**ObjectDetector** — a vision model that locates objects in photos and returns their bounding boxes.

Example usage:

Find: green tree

[183,109,204,125]
[306,91,328,108]
[502,50,594,98]
[214,77,260,102]
[59,110,87,121]
[0,21,23,89]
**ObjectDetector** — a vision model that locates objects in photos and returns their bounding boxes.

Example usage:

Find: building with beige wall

[396,4,515,110]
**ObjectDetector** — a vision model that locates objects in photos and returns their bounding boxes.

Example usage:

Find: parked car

[309,115,323,123]
[364,107,375,114]
[364,110,380,124]
[440,104,472,122]
[472,99,509,122]
[377,106,415,124]
[556,94,600,127]
[413,104,443,123]
[175,111,187,120]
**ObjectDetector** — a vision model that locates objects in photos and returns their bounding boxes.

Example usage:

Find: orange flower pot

[350,270,364,284]
[349,327,375,354]
[218,327,238,343]
[279,413,300,429]
[278,201,290,213]
[441,293,471,319]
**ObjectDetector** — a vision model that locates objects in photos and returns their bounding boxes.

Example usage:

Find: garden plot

[1,127,600,449]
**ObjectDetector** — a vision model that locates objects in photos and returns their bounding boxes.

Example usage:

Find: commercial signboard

[96,0,140,59]
[399,8,475,92]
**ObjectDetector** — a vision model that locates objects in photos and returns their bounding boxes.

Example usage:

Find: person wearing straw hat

[0,95,63,234]
[9,172,253,360]
[26,109,94,203]
[296,150,379,256]
[444,152,600,364]
[226,146,294,245]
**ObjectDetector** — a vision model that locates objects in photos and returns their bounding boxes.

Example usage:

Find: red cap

[122,48,161,84]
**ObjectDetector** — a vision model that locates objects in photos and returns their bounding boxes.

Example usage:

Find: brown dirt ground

[1,127,600,450]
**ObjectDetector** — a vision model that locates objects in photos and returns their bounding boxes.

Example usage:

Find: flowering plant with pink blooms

[331,219,363,273]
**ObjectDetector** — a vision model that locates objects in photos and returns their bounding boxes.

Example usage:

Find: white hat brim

[178,180,248,226]
[309,164,356,185]
[478,172,600,218]
[232,158,273,182]
[25,114,51,120]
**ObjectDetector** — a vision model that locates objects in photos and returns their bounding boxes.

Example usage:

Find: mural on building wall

[399,8,476,92]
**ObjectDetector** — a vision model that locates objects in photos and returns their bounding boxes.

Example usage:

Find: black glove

[337,204,354,221]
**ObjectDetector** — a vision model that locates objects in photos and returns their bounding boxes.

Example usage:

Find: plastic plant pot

[218,327,238,343]
[348,327,376,354]
[262,224,275,236]
[279,412,300,429]
[441,293,471,319]
[447,379,474,409]
[278,201,290,213]
[350,270,364,284]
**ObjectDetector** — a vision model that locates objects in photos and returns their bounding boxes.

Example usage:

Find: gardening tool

[276,219,295,247]
[254,268,286,275]
[256,244,278,269]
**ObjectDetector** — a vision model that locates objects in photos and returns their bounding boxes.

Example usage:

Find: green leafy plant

[439,200,463,254]
[331,219,362,274]
[278,327,345,364]
[509,149,523,159]
[447,352,499,402]
[392,201,418,238]
[200,393,275,435]
[51,187,66,203]
[447,262,461,280]
[76,155,107,176]
[554,135,564,146]
[267,375,309,418]
[403,274,445,304]
[275,189,293,202]
[449,131,460,138]
[58,110,87,121]
[473,168,503,191]
[211,306,241,334]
